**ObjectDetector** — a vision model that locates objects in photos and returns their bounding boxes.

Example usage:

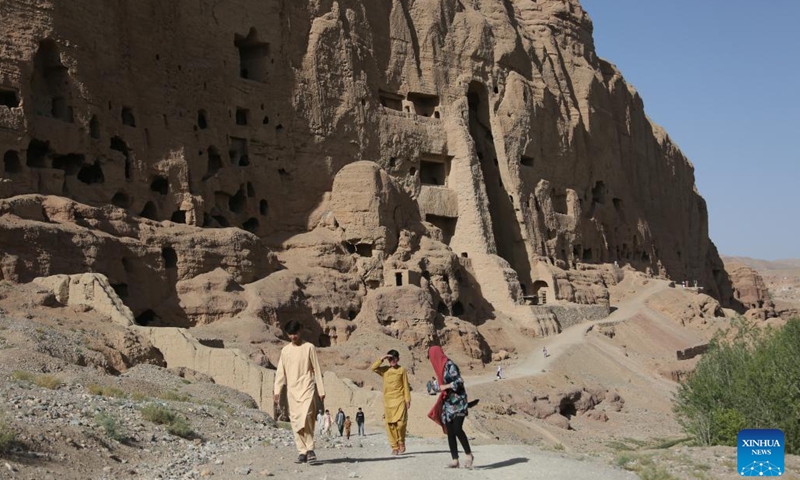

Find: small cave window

[229,137,248,166]
[170,210,186,224]
[378,90,403,111]
[259,199,268,216]
[242,217,259,233]
[348,310,357,320]
[26,139,51,168]
[77,161,105,184]
[229,186,247,213]
[582,248,593,261]
[552,192,568,215]
[613,197,623,212]
[235,107,249,126]
[204,146,223,179]
[355,243,373,257]
[452,301,465,317]
[150,175,169,195]
[3,150,22,173]
[135,309,157,326]
[521,155,534,167]
[89,115,100,139]
[420,159,446,186]
[162,246,178,269]
[197,110,208,130]
[592,181,607,205]
[425,214,457,245]
[52,153,84,175]
[235,28,269,82]
[111,191,130,208]
[0,86,20,108]
[121,107,136,127]
[407,92,439,117]
[140,201,158,220]
[395,272,403,286]
[32,39,73,122]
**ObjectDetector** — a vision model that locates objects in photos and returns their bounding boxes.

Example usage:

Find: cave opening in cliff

[355,243,373,257]
[521,155,534,167]
[150,175,169,195]
[111,191,130,209]
[420,159,446,186]
[243,217,259,233]
[425,214,457,245]
[77,161,105,184]
[235,107,249,126]
[51,153,83,175]
[234,28,269,82]
[204,146,222,179]
[467,81,533,286]
[3,150,21,173]
[32,39,73,122]
[121,107,136,127]
[162,247,178,269]
[26,139,50,168]
[395,272,403,286]
[89,115,100,139]
[259,199,268,216]
[407,92,439,117]
[197,110,208,130]
[140,201,158,220]
[110,136,132,180]
[135,310,157,326]
[378,90,403,111]
[0,87,19,108]
[532,280,548,305]
[229,137,248,166]
[170,210,186,224]
[229,186,247,213]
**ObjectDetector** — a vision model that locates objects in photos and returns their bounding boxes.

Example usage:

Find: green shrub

[0,418,17,453]
[33,374,63,390]
[139,404,176,425]
[88,384,126,398]
[11,370,34,382]
[158,390,190,402]
[166,415,194,439]
[674,317,800,453]
[95,414,127,442]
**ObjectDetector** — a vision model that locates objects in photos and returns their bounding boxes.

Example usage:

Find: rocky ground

[2,274,800,479]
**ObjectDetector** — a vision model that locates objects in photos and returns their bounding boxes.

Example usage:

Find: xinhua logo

[738,429,785,476]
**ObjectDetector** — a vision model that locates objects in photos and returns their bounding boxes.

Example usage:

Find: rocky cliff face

[0,0,729,347]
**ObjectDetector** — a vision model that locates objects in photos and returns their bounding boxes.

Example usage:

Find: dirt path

[469,280,671,387]
[209,434,638,480]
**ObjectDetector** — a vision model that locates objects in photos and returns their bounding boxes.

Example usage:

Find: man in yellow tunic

[371,349,411,454]
[273,320,326,464]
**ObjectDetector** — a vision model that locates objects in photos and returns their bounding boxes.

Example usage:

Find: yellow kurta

[372,359,411,421]
[274,342,326,434]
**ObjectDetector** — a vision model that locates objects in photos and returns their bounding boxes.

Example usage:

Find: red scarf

[426,346,450,433]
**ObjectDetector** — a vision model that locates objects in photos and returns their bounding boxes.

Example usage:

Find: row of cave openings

[379,90,441,118]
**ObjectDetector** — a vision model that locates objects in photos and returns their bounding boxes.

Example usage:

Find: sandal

[464,453,474,469]
[446,459,459,468]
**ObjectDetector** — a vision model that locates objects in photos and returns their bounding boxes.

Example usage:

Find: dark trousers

[446,415,471,460]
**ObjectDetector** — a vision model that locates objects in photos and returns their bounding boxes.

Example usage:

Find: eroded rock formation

[0,0,731,356]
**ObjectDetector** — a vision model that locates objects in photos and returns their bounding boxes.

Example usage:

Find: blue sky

[580,0,799,260]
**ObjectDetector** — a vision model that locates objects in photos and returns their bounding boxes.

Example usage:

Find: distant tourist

[273,320,326,464]
[322,410,332,437]
[543,346,549,358]
[355,407,366,436]
[426,378,433,395]
[344,416,352,440]
[496,365,503,380]
[372,350,411,455]
[427,346,474,469]
[336,408,345,436]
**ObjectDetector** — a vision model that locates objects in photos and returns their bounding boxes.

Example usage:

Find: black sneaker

[306,450,317,463]
[295,453,307,464]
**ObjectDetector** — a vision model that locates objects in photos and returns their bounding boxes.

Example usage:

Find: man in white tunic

[273,320,326,463]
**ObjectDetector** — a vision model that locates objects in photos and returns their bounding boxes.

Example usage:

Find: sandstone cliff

[0,0,730,349]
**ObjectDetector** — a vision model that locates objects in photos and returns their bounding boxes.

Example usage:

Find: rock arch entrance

[531,280,549,305]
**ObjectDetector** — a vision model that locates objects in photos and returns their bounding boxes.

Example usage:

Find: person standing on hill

[371,349,411,455]
[273,320,326,464]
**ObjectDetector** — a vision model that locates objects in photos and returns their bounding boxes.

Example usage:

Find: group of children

[273,320,474,468]
[315,407,366,439]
